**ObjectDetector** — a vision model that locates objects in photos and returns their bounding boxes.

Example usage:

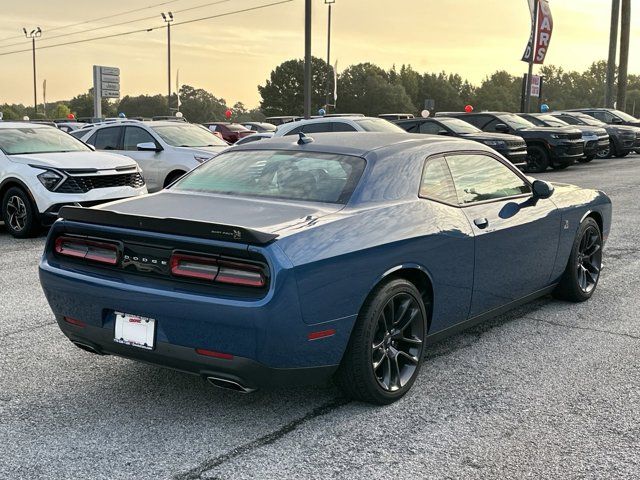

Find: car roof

[0,122,54,129]
[228,131,473,157]
[285,115,367,125]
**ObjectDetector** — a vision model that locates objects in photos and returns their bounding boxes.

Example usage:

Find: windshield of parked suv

[537,115,570,127]
[498,114,536,130]
[0,126,90,155]
[173,150,366,204]
[438,118,482,134]
[354,118,406,133]
[151,124,227,147]
[612,110,639,122]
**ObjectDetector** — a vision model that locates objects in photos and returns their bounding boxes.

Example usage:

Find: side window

[283,125,303,136]
[458,115,488,129]
[419,122,446,135]
[123,127,156,151]
[92,127,122,150]
[332,122,357,132]
[484,119,510,133]
[591,111,614,123]
[302,123,332,133]
[399,121,420,133]
[557,115,578,125]
[446,154,531,204]
[419,157,458,205]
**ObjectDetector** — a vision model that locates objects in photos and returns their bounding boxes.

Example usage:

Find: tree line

[2,58,639,123]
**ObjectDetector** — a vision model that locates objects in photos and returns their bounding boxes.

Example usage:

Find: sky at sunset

[0,0,638,107]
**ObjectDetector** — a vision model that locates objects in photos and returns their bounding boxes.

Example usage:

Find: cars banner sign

[521,0,553,65]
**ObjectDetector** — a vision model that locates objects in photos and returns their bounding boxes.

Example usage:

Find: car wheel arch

[365,264,434,332]
[0,178,37,214]
[163,169,188,187]
[581,210,603,235]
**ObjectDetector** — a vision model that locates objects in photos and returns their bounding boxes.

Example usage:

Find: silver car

[273,116,406,136]
[71,120,228,192]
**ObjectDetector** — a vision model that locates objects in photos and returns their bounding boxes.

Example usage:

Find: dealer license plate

[114,312,155,350]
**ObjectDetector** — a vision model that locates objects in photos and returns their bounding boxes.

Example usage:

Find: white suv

[72,120,228,192]
[0,122,147,238]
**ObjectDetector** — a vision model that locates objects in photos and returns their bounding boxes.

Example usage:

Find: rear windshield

[0,126,90,154]
[173,150,366,204]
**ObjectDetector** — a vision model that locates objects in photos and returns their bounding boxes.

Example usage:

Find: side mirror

[137,142,161,152]
[611,117,623,124]
[532,179,554,199]
[494,123,510,133]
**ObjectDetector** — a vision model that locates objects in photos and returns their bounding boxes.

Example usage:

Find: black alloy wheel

[526,145,550,173]
[371,293,425,392]
[335,278,428,404]
[2,187,39,238]
[554,217,603,302]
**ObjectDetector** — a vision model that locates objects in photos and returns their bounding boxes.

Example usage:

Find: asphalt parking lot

[1,156,639,480]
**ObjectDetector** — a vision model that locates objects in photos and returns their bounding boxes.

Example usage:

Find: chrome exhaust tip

[206,376,256,394]
[72,341,102,355]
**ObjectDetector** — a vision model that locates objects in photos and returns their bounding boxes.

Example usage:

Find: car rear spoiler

[58,206,279,245]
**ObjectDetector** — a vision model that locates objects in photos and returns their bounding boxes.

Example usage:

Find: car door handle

[474,218,489,229]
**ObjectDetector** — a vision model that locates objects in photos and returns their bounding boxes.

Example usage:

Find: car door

[121,126,162,191]
[445,152,561,317]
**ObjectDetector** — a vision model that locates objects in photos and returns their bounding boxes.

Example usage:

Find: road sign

[93,65,120,117]
[530,74,541,97]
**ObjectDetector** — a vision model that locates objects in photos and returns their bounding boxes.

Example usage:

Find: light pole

[303,0,311,119]
[161,12,174,114]
[605,0,620,107]
[325,0,335,112]
[23,27,42,115]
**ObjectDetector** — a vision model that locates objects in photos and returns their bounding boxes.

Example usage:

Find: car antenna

[297,132,314,145]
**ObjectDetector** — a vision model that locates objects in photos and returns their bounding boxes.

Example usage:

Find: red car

[203,122,256,143]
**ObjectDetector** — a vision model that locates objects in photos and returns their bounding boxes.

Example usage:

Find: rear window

[173,150,366,204]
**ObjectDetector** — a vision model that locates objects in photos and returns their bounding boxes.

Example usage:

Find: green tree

[68,90,115,118]
[178,85,227,123]
[472,71,521,112]
[258,57,329,116]
[49,103,71,119]
[118,94,168,118]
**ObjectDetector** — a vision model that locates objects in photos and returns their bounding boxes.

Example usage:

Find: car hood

[459,132,523,142]
[563,125,608,136]
[8,151,137,170]
[96,190,343,234]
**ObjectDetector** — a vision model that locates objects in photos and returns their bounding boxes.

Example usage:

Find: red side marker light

[64,316,86,327]
[308,329,336,341]
[195,348,234,360]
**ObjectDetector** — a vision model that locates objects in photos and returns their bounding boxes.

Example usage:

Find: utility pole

[524,0,539,113]
[23,27,42,115]
[303,0,312,119]
[325,0,335,111]
[161,12,174,114]
[616,0,631,111]
[605,0,620,108]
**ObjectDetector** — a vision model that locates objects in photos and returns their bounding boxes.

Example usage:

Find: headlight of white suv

[37,170,64,191]
[194,155,213,163]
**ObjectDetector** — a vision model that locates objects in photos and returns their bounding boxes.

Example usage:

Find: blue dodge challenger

[39,132,611,404]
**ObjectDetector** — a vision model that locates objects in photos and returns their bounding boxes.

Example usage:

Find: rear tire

[1,187,40,238]
[615,151,630,158]
[525,145,550,173]
[553,217,602,302]
[335,278,427,405]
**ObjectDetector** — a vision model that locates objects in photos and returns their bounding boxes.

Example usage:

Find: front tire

[553,217,603,302]
[525,145,550,173]
[1,187,40,238]
[335,278,427,405]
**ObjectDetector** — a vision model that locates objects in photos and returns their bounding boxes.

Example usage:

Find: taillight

[55,236,119,265]
[170,253,219,281]
[170,252,266,288]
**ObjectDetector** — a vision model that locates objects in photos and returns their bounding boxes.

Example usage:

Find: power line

[0,0,295,58]
[0,0,235,49]
[0,0,180,44]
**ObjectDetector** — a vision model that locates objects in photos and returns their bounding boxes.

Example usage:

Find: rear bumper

[57,317,337,389]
